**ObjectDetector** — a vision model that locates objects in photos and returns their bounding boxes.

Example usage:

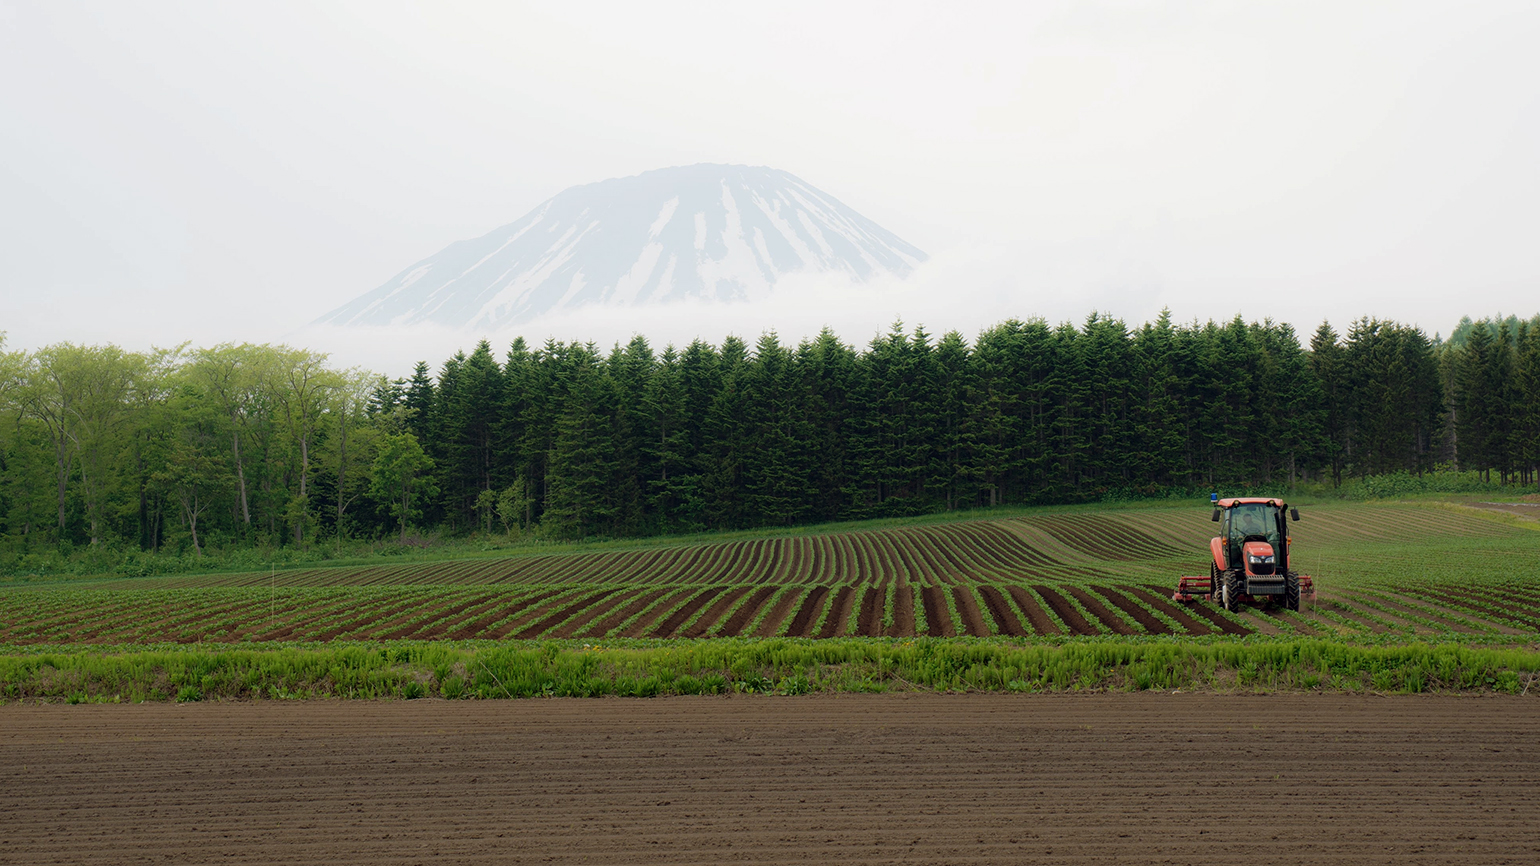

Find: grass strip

[3,637,1538,703]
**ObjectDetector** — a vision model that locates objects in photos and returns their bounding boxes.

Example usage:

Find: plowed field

[3,694,1536,865]
[4,502,1536,643]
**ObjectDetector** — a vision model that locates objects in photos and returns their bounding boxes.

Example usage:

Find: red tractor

[1173,496,1314,611]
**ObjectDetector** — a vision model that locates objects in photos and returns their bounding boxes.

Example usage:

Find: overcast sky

[3,1,1537,373]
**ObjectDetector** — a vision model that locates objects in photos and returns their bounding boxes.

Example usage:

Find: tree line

[1,311,1537,553]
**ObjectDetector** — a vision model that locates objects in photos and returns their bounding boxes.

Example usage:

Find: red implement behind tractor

[1173,496,1314,611]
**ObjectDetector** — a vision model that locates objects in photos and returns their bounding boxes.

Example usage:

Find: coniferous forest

[2,311,1538,560]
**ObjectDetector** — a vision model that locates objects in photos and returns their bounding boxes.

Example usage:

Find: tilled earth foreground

[2,695,1537,865]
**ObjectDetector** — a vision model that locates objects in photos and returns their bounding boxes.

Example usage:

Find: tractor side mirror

[1290,507,1300,521]
[1211,509,1221,522]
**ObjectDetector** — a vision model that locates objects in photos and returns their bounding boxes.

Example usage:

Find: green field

[3,498,1538,701]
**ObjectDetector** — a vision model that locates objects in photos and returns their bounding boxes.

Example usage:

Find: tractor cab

[1215,498,1290,579]
[1173,495,1313,611]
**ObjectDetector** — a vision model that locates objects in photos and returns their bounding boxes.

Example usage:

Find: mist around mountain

[316,164,927,330]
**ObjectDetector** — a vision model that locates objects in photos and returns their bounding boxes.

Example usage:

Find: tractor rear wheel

[1220,569,1241,612]
[1284,572,1301,611]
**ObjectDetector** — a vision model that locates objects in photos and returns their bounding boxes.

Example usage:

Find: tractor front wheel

[1285,572,1301,611]
[1220,569,1241,612]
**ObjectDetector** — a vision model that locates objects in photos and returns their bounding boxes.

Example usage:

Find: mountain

[315,164,927,329]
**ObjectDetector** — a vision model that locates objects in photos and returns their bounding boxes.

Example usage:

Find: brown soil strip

[1062,586,1137,635]
[1004,586,1059,636]
[1087,586,1170,635]
[815,587,857,638]
[890,583,916,637]
[247,595,391,642]
[786,587,831,637]
[1117,585,1219,636]
[432,589,548,641]
[487,590,587,639]
[1232,610,1283,635]
[1138,584,1252,635]
[715,586,777,637]
[743,540,771,584]
[977,586,1027,637]
[545,590,641,639]
[115,597,281,643]
[1435,586,1540,630]
[610,589,696,638]
[1469,501,1540,519]
[3,597,151,642]
[680,586,755,638]
[647,588,722,638]
[855,586,884,636]
[308,593,456,642]
[578,589,670,638]
[220,596,326,641]
[58,597,240,644]
[1270,609,1322,636]
[513,589,622,639]
[752,588,804,638]
[1316,600,1390,634]
[919,585,952,637]
[1367,591,1519,635]
[951,586,990,636]
[1332,595,1436,634]
[385,592,507,641]
[665,548,709,584]
[8,695,1536,866]
[1031,585,1099,636]
[312,595,442,642]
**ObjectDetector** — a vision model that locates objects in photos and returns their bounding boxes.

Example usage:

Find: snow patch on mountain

[315,164,927,330]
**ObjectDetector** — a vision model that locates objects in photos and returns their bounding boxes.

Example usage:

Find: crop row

[3,580,1532,646]
[64,502,1532,596]
[96,519,1190,590]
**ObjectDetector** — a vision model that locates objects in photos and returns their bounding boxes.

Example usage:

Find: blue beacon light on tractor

[1210,493,1219,503]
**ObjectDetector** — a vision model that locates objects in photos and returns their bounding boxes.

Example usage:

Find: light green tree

[495,473,533,536]
[184,343,268,529]
[22,343,147,544]
[370,431,437,542]
[265,346,340,544]
[151,436,230,557]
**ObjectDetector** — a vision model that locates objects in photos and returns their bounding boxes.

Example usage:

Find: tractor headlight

[1247,554,1274,564]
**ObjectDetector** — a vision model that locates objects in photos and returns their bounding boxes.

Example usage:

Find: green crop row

[5,577,1538,646]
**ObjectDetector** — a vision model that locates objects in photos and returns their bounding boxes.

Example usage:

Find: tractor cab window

[1227,504,1279,545]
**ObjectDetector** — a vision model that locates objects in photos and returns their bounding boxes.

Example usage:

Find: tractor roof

[1217,497,1285,507]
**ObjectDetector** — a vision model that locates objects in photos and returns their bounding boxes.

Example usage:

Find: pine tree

[642,345,693,530]
[1080,314,1135,493]
[932,330,973,510]
[435,340,504,527]
[1515,322,1540,488]
[1130,310,1188,490]
[967,321,1020,507]
[1455,322,1495,477]
[1051,321,1091,493]
[799,328,857,521]
[1261,322,1326,485]
[1491,322,1517,483]
[699,337,749,529]
[543,346,618,538]
[1308,323,1346,486]
[403,361,435,445]
[741,332,811,525]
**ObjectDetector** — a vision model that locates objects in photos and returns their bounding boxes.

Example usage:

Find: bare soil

[889,583,916,637]
[1470,501,1540,519]
[2,694,1537,865]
